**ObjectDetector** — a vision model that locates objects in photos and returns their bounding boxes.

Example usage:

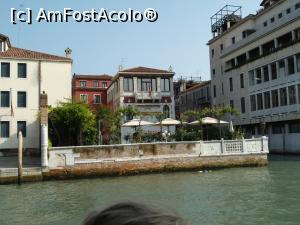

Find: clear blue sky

[1,1,261,80]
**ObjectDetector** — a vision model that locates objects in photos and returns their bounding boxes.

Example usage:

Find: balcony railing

[135,92,161,100]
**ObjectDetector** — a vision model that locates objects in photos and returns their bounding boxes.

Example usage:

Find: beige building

[179,81,211,114]
[0,33,72,154]
[107,66,175,143]
[208,0,300,153]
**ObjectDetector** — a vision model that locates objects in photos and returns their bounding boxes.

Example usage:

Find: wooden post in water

[18,131,23,185]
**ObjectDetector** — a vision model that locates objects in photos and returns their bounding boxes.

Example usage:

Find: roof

[119,66,174,74]
[183,81,211,93]
[73,74,112,80]
[0,33,11,47]
[0,47,72,62]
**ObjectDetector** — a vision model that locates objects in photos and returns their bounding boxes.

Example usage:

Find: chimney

[65,47,72,58]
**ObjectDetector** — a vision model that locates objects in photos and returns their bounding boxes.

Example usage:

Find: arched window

[163,105,170,119]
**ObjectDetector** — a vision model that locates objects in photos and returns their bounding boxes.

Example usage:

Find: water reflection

[0,155,300,225]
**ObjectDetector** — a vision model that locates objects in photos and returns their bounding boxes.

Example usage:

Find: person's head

[82,201,185,225]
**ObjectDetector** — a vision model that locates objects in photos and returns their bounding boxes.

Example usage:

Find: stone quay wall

[45,137,269,180]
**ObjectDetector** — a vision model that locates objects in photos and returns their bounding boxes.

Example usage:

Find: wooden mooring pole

[18,131,23,185]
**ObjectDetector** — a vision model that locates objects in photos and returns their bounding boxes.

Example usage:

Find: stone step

[0,167,42,177]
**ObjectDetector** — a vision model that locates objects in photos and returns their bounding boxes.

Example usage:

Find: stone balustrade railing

[48,137,269,168]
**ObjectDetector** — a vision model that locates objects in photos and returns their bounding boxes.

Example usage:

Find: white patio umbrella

[156,118,181,126]
[122,119,154,143]
[229,120,234,133]
[122,119,154,127]
[189,117,229,125]
[155,118,181,133]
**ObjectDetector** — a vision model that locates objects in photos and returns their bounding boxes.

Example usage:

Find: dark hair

[82,201,185,225]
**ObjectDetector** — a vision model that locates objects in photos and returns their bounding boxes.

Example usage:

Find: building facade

[179,81,211,114]
[0,33,72,154]
[72,74,112,109]
[208,0,300,153]
[107,66,176,143]
[173,78,203,119]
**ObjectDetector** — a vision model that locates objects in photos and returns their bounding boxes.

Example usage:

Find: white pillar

[41,124,48,168]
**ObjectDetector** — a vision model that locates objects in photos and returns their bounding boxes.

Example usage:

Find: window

[279,59,286,77]
[278,13,283,19]
[0,91,9,107]
[232,37,235,44]
[289,121,300,133]
[1,62,10,77]
[288,57,295,75]
[212,69,215,76]
[271,63,277,80]
[256,68,262,84]
[257,93,263,110]
[123,77,133,92]
[102,81,107,88]
[296,54,300,72]
[17,91,26,107]
[286,8,291,14]
[213,85,216,98]
[272,124,282,134]
[220,44,223,52]
[93,80,99,87]
[288,85,297,105]
[298,84,300,104]
[80,81,87,87]
[80,94,88,103]
[272,90,279,107]
[138,78,157,92]
[241,97,245,114]
[249,70,255,86]
[163,105,170,118]
[94,95,101,104]
[250,95,256,111]
[18,63,27,78]
[211,49,214,58]
[263,21,268,27]
[280,88,287,106]
[270,17,275,23]
[263,66,269,82]
[221,83,224,95]
[296,3,300,10]
[229,77,233,92]
[161,78,170,92]
[17,121,26,137]
[0,41,3,52]
[0,121,9,138]
[264,92,271,109]
[240,73,244,88]
[230,100,234,108]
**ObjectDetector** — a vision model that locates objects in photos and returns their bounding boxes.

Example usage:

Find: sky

[0,1,262,81]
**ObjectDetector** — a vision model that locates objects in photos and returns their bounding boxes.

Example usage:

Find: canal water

[1,155,300,225]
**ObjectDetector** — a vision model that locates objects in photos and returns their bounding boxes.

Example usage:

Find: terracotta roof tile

[120,66,173,74]
[0,47,72,62]
[74,74,112,80]
[185,81,211,92]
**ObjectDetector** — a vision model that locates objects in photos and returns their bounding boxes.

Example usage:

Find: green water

[1,155,300,225]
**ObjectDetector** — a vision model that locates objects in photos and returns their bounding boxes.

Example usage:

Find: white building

[107,66,176,143]
[0,33,72,155]
[208,0,300,153]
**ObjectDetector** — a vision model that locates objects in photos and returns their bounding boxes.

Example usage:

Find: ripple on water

[1,155,300,225]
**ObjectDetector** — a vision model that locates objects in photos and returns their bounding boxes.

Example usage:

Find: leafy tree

[48,101,97,146]
[206,106,239,139]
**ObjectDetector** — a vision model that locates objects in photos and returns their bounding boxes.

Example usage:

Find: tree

[48,101,97,146]
[207,106,239,139]
[96,106,140,144]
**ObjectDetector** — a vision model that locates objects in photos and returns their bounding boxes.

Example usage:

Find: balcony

[135,91,161,100]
